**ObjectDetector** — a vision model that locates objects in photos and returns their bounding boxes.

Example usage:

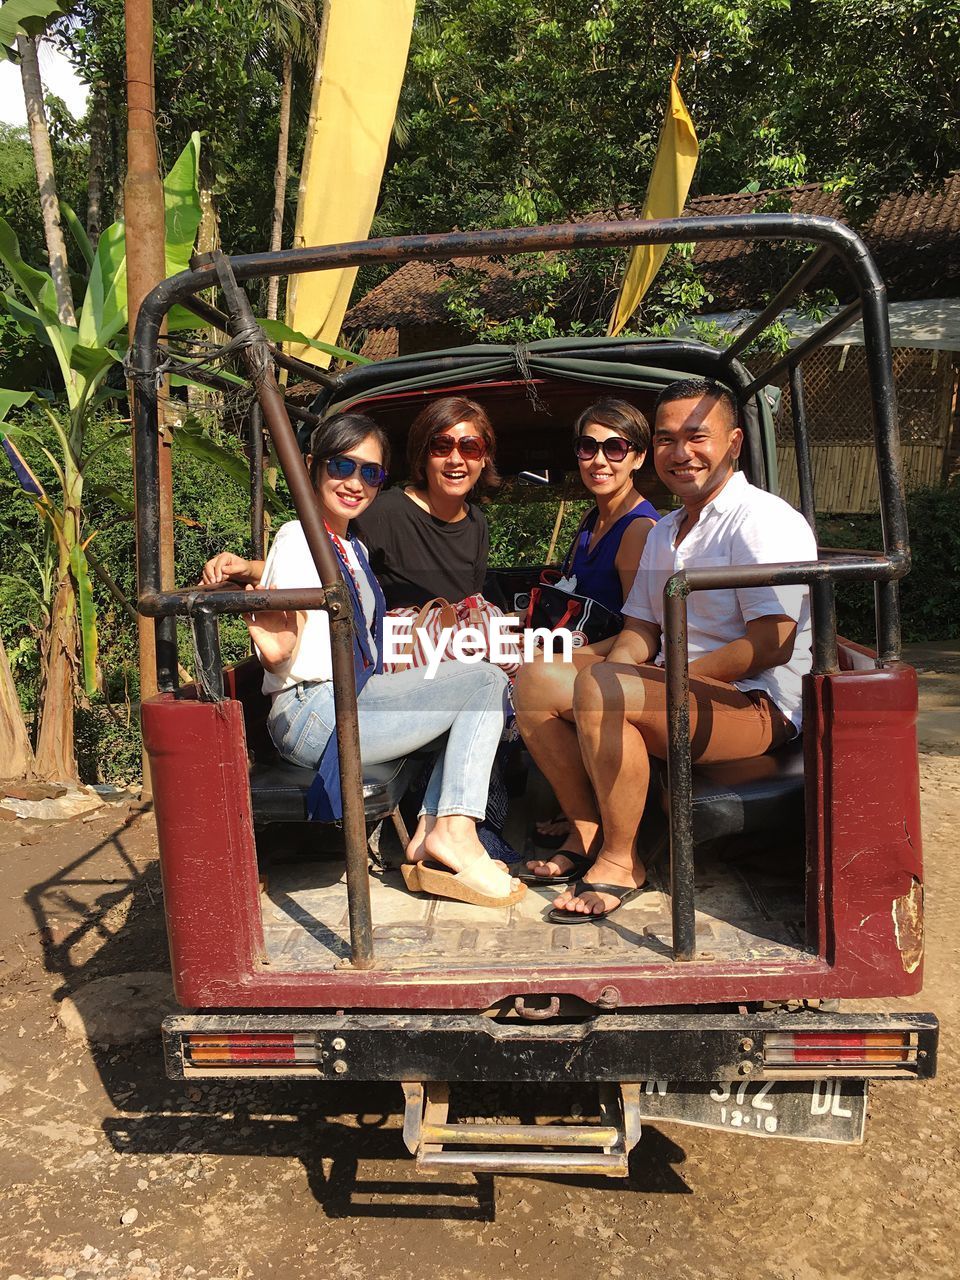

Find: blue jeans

[268,662,509,821]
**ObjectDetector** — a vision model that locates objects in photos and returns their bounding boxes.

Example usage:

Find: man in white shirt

[517,377,816,923]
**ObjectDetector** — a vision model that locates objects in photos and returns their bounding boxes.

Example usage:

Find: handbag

[384,593,522,676]
[521,509,623,649]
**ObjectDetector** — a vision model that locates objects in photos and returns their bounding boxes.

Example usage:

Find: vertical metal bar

[190,605,224,702]
[156,617,178,692]
[810,580,839,675]
[874,580,901,667]
[212,253,374,970]
[788,365,818,538]
[664,585,696,962]
[248,401,265,560]
[128,323,182,697]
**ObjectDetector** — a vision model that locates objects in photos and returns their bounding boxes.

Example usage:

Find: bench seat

[249,755,425,826]
[687,739,805,844]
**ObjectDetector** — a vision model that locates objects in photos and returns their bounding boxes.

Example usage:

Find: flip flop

[415,857,527,909]
[518,850,594,886]
[546,879,648,924]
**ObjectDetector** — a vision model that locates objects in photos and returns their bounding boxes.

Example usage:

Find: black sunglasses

[326,455,388,487]
[575,435,638,463]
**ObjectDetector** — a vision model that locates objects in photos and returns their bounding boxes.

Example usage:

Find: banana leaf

[258,316,371,365]
[69,541,99,697]
[59,201,95,268]
[174,419,289,518]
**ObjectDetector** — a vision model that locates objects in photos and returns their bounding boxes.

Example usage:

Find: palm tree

[261,0,323,321]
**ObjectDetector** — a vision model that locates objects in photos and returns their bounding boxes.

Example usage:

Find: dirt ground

[1,645,957,1280]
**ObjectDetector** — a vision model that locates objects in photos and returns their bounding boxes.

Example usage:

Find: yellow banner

[607,58,699,337]
[285,0,416,366]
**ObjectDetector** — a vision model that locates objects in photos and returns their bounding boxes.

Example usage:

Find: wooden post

[125,0,175,792]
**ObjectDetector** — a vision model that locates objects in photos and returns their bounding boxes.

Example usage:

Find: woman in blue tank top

[562,397,659,616]
[532,397,660,849]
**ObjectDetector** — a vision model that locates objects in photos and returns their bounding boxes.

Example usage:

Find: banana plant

[0,134,203,780]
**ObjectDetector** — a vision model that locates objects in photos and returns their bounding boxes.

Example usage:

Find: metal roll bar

[130,212,908,972]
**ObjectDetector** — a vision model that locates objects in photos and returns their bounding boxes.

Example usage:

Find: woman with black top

[351,395,497,605]
[202,395,497,606]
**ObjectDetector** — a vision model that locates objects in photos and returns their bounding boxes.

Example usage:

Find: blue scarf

[306,530,385,822]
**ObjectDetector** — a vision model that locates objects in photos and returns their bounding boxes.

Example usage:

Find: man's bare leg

[513,651,605,876]
[554,663,787,915]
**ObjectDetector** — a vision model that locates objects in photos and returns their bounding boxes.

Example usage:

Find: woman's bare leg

[513,648,606,875]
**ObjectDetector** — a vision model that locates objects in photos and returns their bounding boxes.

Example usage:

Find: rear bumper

[163,1009,938,1083]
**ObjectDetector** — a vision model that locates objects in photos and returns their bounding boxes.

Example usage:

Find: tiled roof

[358,327,399,360]
[344,177,960,330]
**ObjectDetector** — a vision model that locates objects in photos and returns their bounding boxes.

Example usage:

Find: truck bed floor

[259,856,809,972]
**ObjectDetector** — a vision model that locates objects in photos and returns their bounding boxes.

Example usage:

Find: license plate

[635,1077,868,1144]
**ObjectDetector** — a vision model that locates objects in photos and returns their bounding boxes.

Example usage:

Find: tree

[0,135,202,780]
[1,1,79,322]
[65,0,284,281]
[376,0,960,239]
[258,0,321,321]
[0,629,34,780]
[14,30,75,322]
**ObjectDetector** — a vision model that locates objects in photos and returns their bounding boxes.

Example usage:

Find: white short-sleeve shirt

[621,472,817,728]
[256,520,377,695]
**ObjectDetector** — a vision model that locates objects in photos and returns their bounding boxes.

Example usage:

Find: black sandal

[519,850,594,886]
[546,879,648,923]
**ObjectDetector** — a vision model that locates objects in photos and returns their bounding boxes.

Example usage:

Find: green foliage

[1,406,277,782]
[824,481,960,645]
[487,496,591,570]
[0,0,71,61]
[63,0,309,297]
[381,0,960,242]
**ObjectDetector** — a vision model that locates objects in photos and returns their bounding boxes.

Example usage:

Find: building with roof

[338,179,960,512]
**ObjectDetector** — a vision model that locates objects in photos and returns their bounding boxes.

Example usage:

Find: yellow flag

[285,0,416,366]
[607,58,699,337]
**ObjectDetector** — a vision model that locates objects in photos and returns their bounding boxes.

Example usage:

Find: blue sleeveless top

[566,499,660,615]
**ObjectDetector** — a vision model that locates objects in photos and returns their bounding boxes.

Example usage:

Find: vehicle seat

[249,752,431,827]
[660,737,805,845]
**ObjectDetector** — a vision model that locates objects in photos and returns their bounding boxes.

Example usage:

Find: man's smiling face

[653,395,743,505]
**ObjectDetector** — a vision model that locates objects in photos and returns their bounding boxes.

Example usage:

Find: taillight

[764,1031,916,1071]
[184,1032,318,1067]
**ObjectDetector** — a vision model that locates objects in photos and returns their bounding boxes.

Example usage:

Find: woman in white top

[245,412,524,910]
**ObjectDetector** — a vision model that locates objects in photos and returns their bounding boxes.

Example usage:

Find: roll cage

[131,213,908,971]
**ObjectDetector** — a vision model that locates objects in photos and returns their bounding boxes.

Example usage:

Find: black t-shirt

[353,487,490,608]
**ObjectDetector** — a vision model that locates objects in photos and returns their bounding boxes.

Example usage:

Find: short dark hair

[573,397,651,491]
[654,377,739,429]
[406,395,500,492]
[308,411,390,490]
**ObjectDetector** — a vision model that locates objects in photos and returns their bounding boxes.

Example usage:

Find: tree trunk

[17,34,75,326]
[187,184,223,411]
[86,80,108,250]
[0,632,35,781]
[33,569,79,782]
[267,47,294,322]
[125,0,174,793]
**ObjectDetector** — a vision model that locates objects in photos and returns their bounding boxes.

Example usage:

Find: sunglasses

[428,433,486,460]
[575,435,638,463]
[325,455,388,487]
